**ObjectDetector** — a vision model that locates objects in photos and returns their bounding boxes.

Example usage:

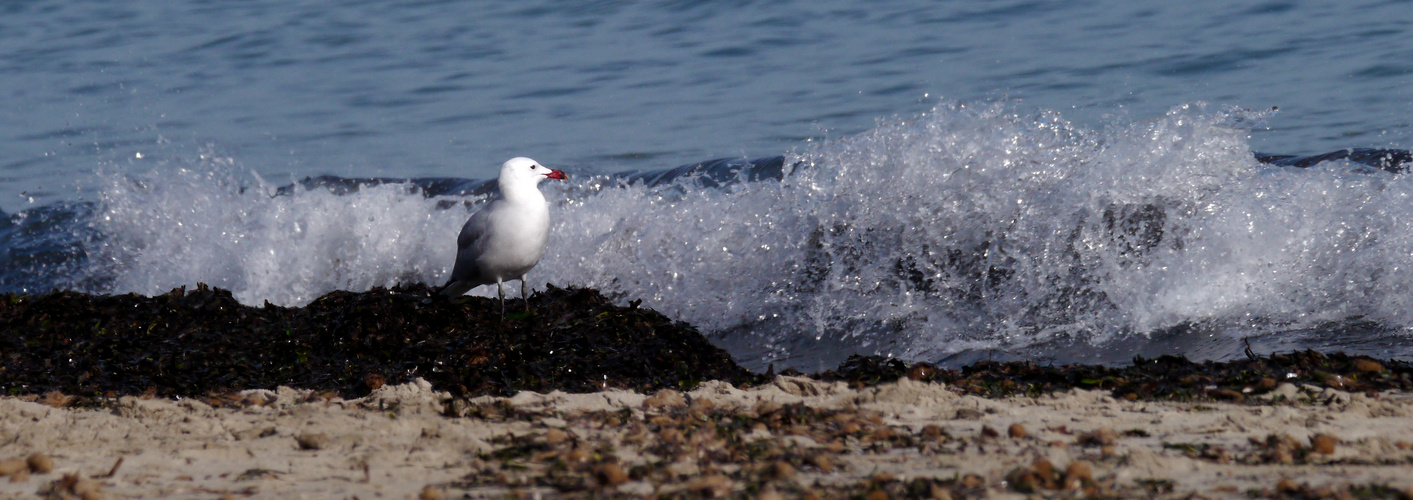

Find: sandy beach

[3,376,1412,499]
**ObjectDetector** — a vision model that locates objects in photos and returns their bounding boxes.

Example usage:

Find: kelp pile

[813,351,1413,400]
[0,283,752,400]
[2,283,1412,402]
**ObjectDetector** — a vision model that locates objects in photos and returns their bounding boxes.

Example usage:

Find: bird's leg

[496,278,506,321]
[521,275,530,313]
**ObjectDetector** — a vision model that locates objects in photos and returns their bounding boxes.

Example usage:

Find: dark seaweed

[0,283,752,400]
[816,352,1413,400]
[2,283,1411,402]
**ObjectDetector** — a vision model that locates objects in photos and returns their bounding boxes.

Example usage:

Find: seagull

[439,157,566,318]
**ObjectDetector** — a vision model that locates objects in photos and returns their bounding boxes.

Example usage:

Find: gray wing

[441,202,498,295]
[456,202,495,252]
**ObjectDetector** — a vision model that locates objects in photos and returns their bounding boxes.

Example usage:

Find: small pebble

[562,447,590,464]
[418,485,444,500]
[687,474,732,497]
[295,433,330,450]
[921,424,944,439]
[954,409,984,420]
[1064,461,1093,482]
[757,487,786,500]
[69,476,103,500]
[1007,423,1027,438]
[1271,447,1294,465]
[642,389,686,410]
[26,453,53,474]
[980,426,999,438]
[865,490,889,500]
[592,463,629,487]
[1078,428,1116,446]
[930,483,954,500]
[1030,458,1055,479]
[543,428,569,445]
[960,473,985,489]
[767,460,795,480]
[1311,434,1337,454]
[0,459,26,476]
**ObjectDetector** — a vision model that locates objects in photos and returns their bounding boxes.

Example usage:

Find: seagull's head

[500,157,567,187]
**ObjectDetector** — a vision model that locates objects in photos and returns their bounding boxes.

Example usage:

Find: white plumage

[440,157,566,317]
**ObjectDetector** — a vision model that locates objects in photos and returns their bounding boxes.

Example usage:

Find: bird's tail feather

[438,280,476,298]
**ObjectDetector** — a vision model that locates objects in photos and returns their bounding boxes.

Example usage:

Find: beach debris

[1006,459,1103,494]
[0,458,27,476]
[295,433,331,450]
[0,453,56,483]
[1310,434,1338,455]
[1353,359,1384,373]
[1259,479,1409,499]
[764,460,795,481]
[1007,423,1027,438]
[642,389,687,410]
[40,473,103,500]
[94,457,123,480]
[417,485,444,500]
[20,453,54,475]
[920,424,946,439]
[1077,428,1117,447]
[590,463,629,487]
[1063,460,1093,487]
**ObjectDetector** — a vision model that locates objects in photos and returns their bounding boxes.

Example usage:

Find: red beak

[545,169,567,180]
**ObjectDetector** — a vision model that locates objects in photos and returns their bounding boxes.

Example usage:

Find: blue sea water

[4,0,1413,371]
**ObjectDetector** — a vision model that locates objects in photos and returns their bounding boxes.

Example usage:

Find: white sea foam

[85,156,469,307]
[80,102,1413,368]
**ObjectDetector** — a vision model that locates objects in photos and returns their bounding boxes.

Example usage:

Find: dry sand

[3,377,1413,499]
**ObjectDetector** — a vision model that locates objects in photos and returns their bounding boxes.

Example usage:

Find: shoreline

[5,284,1413,497]
[3,377,1413,499]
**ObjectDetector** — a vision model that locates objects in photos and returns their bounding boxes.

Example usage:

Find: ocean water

[4,0,1413,371]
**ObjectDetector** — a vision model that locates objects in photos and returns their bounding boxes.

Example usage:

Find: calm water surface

[3,0,1411,210]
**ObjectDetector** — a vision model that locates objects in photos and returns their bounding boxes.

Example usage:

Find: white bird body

[441,157,565,316]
